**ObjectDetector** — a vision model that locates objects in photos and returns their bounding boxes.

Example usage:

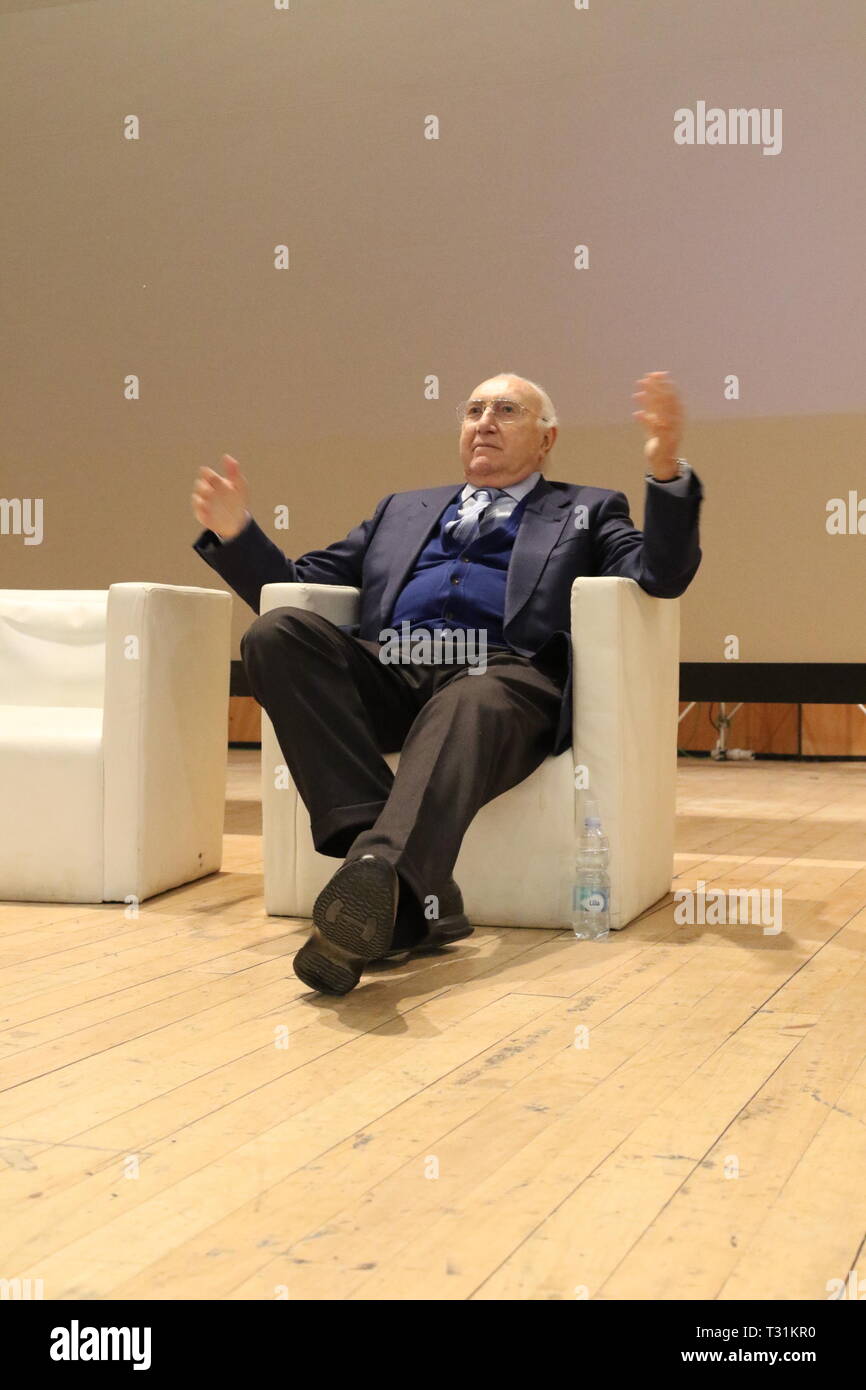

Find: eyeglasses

[456,398,545,424]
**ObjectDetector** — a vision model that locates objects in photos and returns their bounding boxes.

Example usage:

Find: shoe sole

[293,856,398,995]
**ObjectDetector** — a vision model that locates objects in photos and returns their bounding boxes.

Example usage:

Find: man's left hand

[632,371,683,480]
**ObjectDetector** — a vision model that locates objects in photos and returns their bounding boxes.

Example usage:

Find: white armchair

[0,583,232,904]
[258,578,679,931]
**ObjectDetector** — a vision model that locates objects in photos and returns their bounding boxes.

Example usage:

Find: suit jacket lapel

[504,477,573,629]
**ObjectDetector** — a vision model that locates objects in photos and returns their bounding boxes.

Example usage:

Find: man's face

[458,376,557,489]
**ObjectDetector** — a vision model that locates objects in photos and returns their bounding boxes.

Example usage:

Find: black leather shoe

[383,875,473,959]
[293,854,398,995]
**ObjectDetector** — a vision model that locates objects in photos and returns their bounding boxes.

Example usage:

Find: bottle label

[577,886,608,915]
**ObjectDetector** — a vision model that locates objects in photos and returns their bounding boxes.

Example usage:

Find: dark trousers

[240,608,567,907]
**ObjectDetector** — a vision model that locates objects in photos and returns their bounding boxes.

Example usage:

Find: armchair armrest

[570,576,680,928]
[260,582,361,626]
[257,582,361,916]
[102,582,232,901]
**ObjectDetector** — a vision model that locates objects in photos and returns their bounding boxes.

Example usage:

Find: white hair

[488,372,558,428]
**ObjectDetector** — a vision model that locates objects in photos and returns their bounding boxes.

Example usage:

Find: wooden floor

[1,753,865,1302]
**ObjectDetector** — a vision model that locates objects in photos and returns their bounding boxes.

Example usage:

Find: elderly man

[192,371,702,995]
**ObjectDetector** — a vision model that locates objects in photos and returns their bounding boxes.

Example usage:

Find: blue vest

[391,490,528,648]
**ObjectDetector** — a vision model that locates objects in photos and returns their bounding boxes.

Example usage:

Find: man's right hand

[191,454,251,540]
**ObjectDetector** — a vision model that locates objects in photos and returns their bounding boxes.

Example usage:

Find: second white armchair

[257,577,680,931]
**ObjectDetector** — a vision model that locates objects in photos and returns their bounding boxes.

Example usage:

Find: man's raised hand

[631,371,684,480]
[191,454,251,540]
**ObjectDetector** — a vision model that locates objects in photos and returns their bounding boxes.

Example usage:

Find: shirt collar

[459,470,542,504]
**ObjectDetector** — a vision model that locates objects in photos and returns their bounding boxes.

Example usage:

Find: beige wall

[2,0,864,661]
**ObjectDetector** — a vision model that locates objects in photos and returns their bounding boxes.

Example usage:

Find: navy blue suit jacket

[193,472,703,757]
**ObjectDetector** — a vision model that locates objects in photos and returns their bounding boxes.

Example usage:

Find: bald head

[458,373,558,488]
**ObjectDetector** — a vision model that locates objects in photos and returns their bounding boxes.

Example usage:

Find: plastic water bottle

[572,801,610,939]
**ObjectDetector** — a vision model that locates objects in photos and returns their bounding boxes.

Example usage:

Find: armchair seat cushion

[0,703,103,745]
